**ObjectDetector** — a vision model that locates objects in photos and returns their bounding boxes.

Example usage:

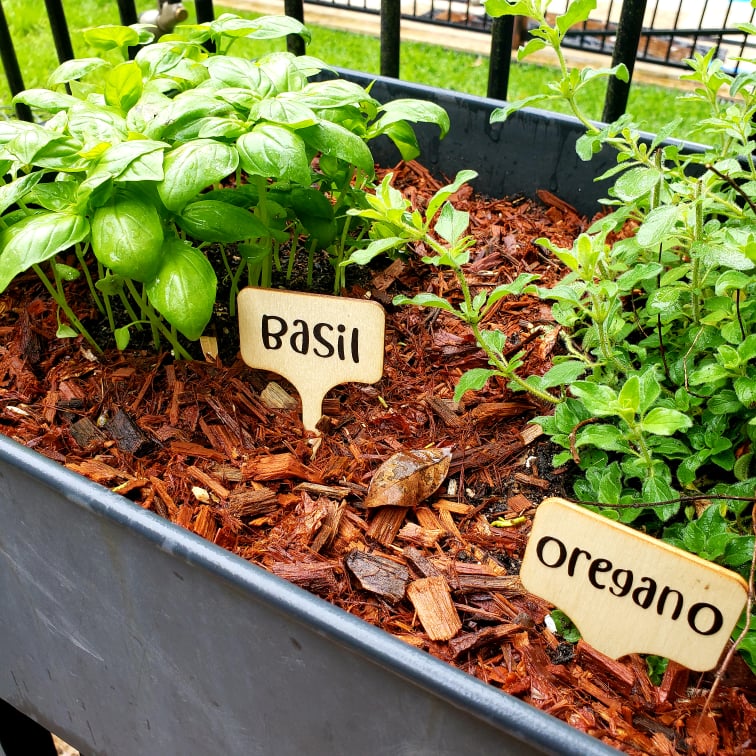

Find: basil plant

[1,14,449,356]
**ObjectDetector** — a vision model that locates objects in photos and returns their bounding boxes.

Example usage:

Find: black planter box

[0,74,624,756]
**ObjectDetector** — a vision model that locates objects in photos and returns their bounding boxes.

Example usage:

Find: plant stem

[33,263,101,352]
[449,263,559,405]
[124,280,193,360]
[75,244,104,315]
[690,181,704,324]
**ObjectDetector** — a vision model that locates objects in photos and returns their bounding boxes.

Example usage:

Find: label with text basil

[238,288,385,432]
[521,497,748,671]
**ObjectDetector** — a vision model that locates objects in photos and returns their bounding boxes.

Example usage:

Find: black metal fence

[309,0,756,73]
[1,0,754,124]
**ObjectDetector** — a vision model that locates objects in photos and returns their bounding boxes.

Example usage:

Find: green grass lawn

[0,0,712,138]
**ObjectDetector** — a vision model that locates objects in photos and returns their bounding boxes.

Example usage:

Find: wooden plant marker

[521,497,749,672]
[238,288,385,432]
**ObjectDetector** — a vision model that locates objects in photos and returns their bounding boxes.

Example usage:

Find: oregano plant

[374,0,756,671]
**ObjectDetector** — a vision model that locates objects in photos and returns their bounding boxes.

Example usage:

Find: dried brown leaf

[363,448,451,509]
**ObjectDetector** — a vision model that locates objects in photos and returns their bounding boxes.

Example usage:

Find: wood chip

[366,506,408,546]
[311,499,345,553]
[520,424,543,445]
[396,521,444,548]
[170,439,226,462]
[294,481,353,499]
[244,452,316,481]
[576,640,635,696]
[406,576,462,641]
[260,381,298,410]
[402,546,443,578]
[191,504,218,541]
[449,622,521,657]
[271,561,340,594]
[69,416,105,448]
[105,408,154,455]
[186,465,230,500]
[424,396,463,428]
[345,549,409,602]
[226,488,278,518]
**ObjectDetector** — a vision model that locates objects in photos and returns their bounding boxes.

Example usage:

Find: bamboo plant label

[237,288,385,431]
[521,497,748,672]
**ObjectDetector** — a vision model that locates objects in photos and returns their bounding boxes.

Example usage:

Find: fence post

[43,0,75,64]
[487,15,514,101]
[381,0,401,78]
[195,0,215,24]
[0,0,31,121]
[115,0,138,26]
[284,0,306,56]
[602,0,647,123]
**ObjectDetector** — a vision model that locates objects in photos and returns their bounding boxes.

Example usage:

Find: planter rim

[337,67,710,153]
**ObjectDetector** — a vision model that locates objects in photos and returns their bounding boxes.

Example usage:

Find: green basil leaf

[67,103,129,148]
[237,124,311,185]
[0,212,89,292]
[375,98,450,140]
[12,88,80,113]
[197,117,247,140]
[104,61,143,113]
[274,186,336,246]
[377,119,422,162]
[28,181,78,212]
[299,79,376,110]
[91,191,165,282]
[94,140,168,182]
[203,56,266,90]
[210,13,311,42]
[47,57,109,87]
[252,97,318,128]
[145,238,216,341]
[299,121,374,176]
[177,200,267,243]
[256,52,308,93]
[0,171,44,215]
[158,139,239,212]
[83,25,142,53]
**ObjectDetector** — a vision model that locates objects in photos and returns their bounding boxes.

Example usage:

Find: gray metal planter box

[0,75,623,756]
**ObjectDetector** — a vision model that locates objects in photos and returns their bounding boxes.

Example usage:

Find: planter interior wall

[0,75,626,756]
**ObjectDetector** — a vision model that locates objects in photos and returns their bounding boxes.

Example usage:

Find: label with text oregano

[238,288,385,432]
[521,497,748,671]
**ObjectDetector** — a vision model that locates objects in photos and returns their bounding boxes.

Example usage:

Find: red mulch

[1,160,754,755]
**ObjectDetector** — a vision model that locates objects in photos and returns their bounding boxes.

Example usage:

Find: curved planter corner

[1,76,624,756]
